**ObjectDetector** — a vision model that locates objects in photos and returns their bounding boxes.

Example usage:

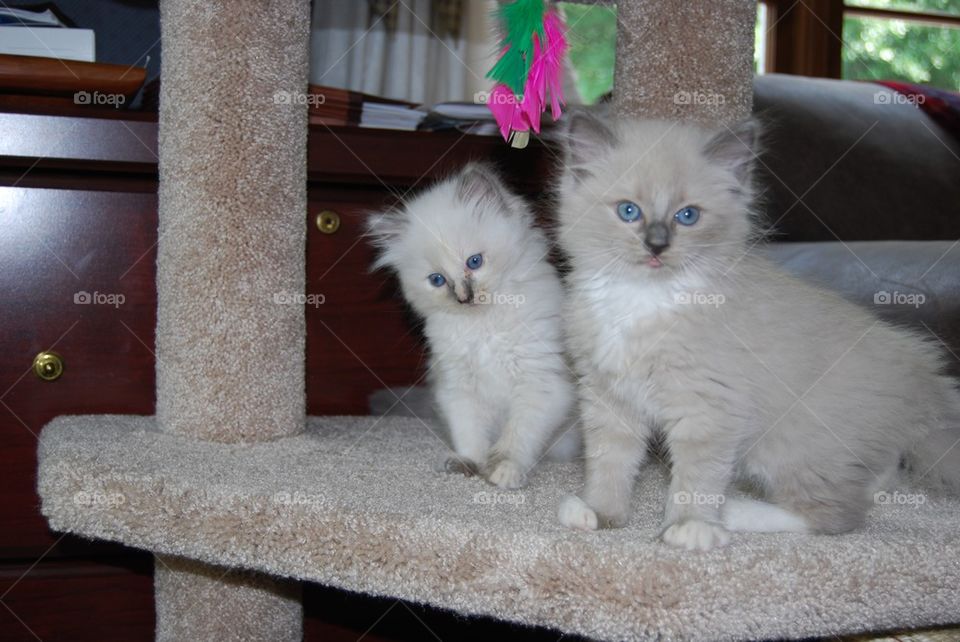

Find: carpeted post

[156,0,308,443]
[612,0,756,124]
[155,556,303,642]
[154,0,310,638]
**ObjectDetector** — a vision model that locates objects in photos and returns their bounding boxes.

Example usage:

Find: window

[557,1,959,102]
[842,0,960,89]
[557,2,616,104]
[558,3,773,101]
[756,2,773,73]
[758,0,960,89]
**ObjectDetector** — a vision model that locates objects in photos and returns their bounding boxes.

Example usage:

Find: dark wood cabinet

[0,110,552,640]
[306,194,430,415]
[0,557,155,642]
[1,187,157,557]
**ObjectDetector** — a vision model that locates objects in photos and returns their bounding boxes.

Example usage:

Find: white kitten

[555,113,960,549]
[367,163,579,489]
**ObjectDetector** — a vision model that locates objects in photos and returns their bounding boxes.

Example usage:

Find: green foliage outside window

[846,0,960,15]
[557,2,616,104]
[843,0,960,89]
[558,0,959,103]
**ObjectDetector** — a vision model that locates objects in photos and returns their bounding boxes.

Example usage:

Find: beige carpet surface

[38,415,960,641]
[613,0,755,125]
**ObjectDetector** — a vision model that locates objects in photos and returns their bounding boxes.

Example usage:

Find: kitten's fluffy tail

[904,425,960,493]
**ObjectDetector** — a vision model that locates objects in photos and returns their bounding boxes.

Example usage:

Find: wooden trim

[844,5,960,28]
[769,0,844,78]
[0,54,146,97]
[0,113,158,169]
[305,124,551,190]
[0,112,552,189]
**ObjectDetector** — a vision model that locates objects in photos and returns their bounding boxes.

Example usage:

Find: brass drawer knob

[33,351,64,382]
[315,210,341,234]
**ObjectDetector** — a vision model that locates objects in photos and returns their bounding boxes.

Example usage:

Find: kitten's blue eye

[616,201,642,222]
[466,253,483,270]
[674,206,701,226]
[428,273,446,287]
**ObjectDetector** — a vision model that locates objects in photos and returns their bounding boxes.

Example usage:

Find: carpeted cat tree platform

[36,1,960,640]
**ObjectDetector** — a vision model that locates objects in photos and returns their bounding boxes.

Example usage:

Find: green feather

[486,0,546,94]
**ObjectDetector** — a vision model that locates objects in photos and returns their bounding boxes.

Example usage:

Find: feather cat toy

[486,0,567,148]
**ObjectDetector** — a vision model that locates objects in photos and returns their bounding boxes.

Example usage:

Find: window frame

[762,0,960,78]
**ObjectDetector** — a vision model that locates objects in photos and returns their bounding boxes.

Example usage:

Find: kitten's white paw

[661,520,730,551]
[557,495,598,531]
[487,460,527,489]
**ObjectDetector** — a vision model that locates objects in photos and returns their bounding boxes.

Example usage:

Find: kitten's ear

[563,110,616,170]
[455,162,513,211]
[364,211,407,271]
[705,120,758,186]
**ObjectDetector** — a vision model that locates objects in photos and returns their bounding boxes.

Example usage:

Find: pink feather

[486,6,568,143]
[488,84,527,140]
[521,34,546,133]
[542,10,567,120]
[518,8,567,134]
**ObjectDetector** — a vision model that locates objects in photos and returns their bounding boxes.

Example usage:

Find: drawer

[0,186,157,557]
[306,190,427,414]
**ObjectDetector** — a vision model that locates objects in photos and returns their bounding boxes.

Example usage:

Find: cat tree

[37,1,959,640]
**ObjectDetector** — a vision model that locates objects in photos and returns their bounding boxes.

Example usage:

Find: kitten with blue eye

[367,163,579,489]
[555,113,960,550]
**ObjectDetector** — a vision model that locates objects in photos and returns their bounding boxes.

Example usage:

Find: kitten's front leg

[660,420,737,551]
[558,394,649,530]
[487,380,574,489]
[435,387,492,477]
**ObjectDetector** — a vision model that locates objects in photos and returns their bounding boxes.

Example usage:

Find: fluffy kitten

[554,113,960,549]
[367,163,579,489]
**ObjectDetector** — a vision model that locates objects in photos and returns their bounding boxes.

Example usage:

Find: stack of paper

[0,7,95,62]
[359,102,428,131]
[0,8,66,27]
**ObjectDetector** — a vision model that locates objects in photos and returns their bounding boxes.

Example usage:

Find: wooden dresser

[0,109,559,641]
